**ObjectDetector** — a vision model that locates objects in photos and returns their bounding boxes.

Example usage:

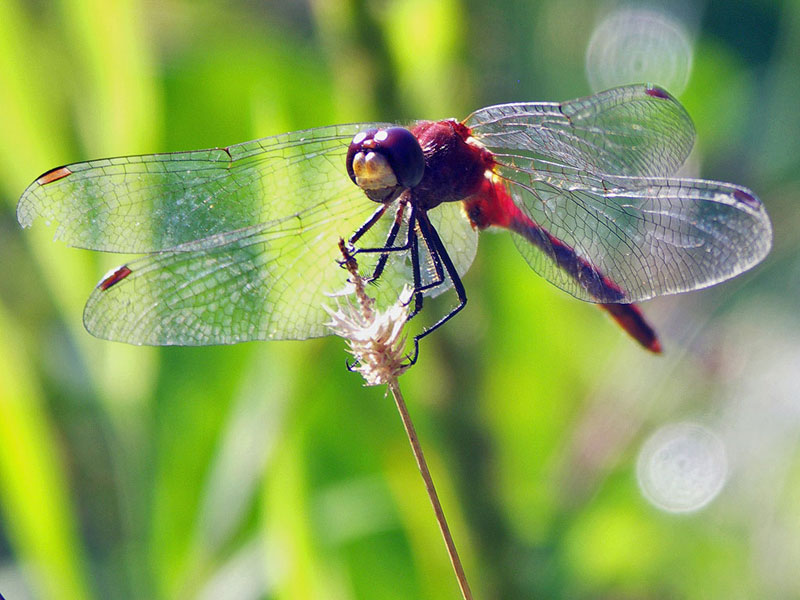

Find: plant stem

[387,379,474,600]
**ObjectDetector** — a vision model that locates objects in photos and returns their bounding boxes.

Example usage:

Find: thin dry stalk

[326,239,474,600]
[387,379,474,600]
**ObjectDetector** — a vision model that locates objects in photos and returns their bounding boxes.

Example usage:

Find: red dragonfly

[18,85,771,356]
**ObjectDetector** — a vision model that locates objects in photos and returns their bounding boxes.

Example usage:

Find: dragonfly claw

[402,339,420,367]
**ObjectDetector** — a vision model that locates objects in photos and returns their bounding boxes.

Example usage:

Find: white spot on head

[374,130,389,142]
[636,422,728,513]
[353,131,368,145]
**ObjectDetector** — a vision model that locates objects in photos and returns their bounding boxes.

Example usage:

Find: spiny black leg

[342,199,466,366]
[405,211,468,365]
[412,219,446,295]
[348,203,389,246]
[408,209,425,318]
[368,219,401,281]
[341,199,406,285]
[406,208,448,323]
[350,198,411,254]
[346,197,418,285]
[356,200,412,282]
[339,203,390,272]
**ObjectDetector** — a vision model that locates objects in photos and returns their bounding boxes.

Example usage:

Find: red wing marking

[98,266,132,291]
[36,166,73,185]
[644,85,672,100]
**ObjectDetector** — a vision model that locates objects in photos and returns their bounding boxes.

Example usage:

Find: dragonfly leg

[354,200,414,282]
[345,197,419,283]
[405,211,448,321]
[408,210,425,316]
[412,223,447,296]
[406,205,450,319]
[404,211,467,365]
[348,203,389,246]
[348,196,411,251]
[343,202,458,366]
[348,196,445,293]
[339,205,462,367]
[339,203,389,270]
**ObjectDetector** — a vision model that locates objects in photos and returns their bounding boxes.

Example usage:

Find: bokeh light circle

[636,422,728,513]
[586,9,693,95]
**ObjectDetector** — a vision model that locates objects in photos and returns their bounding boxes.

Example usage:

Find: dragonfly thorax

[408,119,493,211]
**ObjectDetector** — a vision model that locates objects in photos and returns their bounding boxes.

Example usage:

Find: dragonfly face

[17,84,772,354]
[346,127,425,203]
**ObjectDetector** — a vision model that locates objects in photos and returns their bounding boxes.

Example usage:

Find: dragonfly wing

[424,201,479,296]
[18,124,390,253]
[466,84,695,178]
[495,159,772,303]
[82,186,413,344]
[83,200,476,345]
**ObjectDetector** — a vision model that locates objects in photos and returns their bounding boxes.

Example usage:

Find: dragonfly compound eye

[346,127,425,199]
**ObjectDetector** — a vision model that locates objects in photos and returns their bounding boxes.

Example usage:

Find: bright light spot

[586,9,693,95]
[636,422,728,513]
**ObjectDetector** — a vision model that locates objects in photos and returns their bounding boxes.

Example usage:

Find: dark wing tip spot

[644,85,672,100]
[98,265,132,290]
[36,166,73,185]
[733,188,760,208]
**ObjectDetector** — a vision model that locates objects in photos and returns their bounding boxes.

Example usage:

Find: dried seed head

[325,284,413,386]
[326,238,413,385]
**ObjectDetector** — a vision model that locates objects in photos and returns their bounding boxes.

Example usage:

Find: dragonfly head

[346,127,425,203]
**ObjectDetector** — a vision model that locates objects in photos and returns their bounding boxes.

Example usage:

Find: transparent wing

[428,201,478,293]
[494,157,772,303]
[465,84,695,178]
[18,124,391,252]
[82,209,358,344]
[80,195,478,345]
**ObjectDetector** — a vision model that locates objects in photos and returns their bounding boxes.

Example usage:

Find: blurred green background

[1,0,799,598]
